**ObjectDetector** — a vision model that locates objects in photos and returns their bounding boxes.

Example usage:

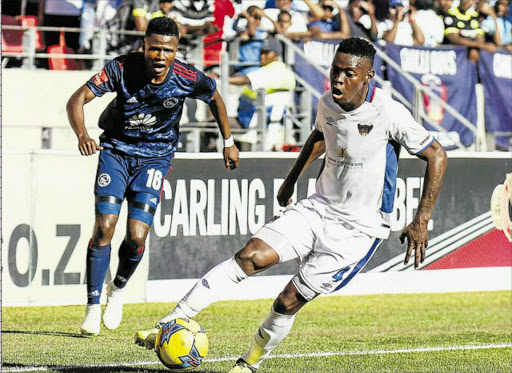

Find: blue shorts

[94,148,172,226]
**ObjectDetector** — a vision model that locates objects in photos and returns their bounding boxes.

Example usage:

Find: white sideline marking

[4,343,511,372]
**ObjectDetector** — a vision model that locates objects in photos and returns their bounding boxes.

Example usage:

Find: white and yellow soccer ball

[155,318,209,371]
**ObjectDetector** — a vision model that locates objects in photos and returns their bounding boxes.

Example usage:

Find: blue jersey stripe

[335,238,382,291]
[381,141,401,214]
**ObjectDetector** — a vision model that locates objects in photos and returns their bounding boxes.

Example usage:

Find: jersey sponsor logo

[163,97,179,109]
[127,96,138,103]
[92,69,108,86]
[97,173,111,187]
[357,122,373,136]
[128,113,157,127]
[326,117,335,126]
[419,134,432,146]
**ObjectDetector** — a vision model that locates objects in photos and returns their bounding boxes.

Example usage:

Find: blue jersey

[86,53,216,157]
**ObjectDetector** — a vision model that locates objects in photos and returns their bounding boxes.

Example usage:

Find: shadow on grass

[2,329,89,338]
[2,364,224,373]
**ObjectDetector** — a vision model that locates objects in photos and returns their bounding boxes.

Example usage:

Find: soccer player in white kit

[135,37,448,372]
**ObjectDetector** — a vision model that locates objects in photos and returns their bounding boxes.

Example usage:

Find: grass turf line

[2,291,511,373]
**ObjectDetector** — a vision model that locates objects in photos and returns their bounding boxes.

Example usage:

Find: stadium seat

[20,16,45,51]
[1,15,24,54]
[48,30,84,70]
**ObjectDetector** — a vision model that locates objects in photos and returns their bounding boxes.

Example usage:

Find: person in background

[435,0,454,16]
[378,0,425,46]
[229,38,296,151]
[308,0,350,39]
[263,0,325,33]
[481,0,512,51]
[443,0,497,61]
[414,0,445,47]
[232,5,274,75]
[345,0,379,40]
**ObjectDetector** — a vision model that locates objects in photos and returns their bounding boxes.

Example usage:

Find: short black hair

[145,17,179,38]
[336,37,376,65]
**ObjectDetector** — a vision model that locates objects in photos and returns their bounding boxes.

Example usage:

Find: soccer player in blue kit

[66,17,239,336]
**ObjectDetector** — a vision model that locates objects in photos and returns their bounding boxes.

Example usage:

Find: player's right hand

[78,137,103,156]
[277,180,294,207]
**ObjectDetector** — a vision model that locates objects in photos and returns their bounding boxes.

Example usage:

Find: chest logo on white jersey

[326,117,335,126]
[357,122,373,136]
[337,147,347,158]
[163,97,179,109]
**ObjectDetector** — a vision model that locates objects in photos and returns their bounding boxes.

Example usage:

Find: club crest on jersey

[163,97,179,109]
[326,117,335,126]
[337,147,347,158]
[97,173,111,187]
[128,113,157,127]
[357,122,373,136]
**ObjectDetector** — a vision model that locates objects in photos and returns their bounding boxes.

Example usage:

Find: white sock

[242,306,296,369]
[159,257,248,324]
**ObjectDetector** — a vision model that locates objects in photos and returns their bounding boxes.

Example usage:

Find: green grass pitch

[2,291,511,372]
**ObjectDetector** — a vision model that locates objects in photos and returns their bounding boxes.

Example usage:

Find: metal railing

[276,34,477,150]
[2,22,505,152]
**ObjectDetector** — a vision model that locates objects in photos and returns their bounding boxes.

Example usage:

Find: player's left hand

[400,219,428,269]
[223,145,240,170]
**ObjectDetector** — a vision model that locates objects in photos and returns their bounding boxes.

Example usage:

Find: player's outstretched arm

[66,84,103,156]
[208,89,240,170]
[401,140,447,269]
[277,129,325,206]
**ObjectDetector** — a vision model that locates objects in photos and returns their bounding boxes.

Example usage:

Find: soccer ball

[155,318,209,371]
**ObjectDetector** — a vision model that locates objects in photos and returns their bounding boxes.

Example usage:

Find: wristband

[224,136,234,148]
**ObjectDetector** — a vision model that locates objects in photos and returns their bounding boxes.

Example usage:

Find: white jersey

[313,85,434,239]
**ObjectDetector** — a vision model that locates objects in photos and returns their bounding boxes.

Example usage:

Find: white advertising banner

[2,150,149,306]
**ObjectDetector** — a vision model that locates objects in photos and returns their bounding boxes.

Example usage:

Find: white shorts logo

[97,173,111,187]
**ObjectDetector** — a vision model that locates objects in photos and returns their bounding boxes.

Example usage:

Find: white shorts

[253,199,382,301]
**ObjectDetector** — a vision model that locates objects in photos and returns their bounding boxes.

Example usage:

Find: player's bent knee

[236,238,279,274]
[92,214,118,244]
[274,285,307,315]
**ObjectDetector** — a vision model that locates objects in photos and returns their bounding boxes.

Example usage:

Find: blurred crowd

[4,0,511,63]
[3,0,511,151]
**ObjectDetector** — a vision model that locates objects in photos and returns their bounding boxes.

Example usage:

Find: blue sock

[86,241,111,304]
[113,240,145,289]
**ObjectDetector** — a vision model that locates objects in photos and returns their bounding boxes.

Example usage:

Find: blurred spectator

[79,0,122,53]
[104,0,152,55]
[414,0,445,46]
[308,0,350,39]
[435,0,454,16]
[38,0,83,51]
[345,0,379,40]
[229,38,296,151]
[378,0,425,45]
[232,6,273,75]
[203,0,236,67]
[262,0,324,33]
[481,0,512,51]
[443,0,497,61]
[276,10,293,34]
